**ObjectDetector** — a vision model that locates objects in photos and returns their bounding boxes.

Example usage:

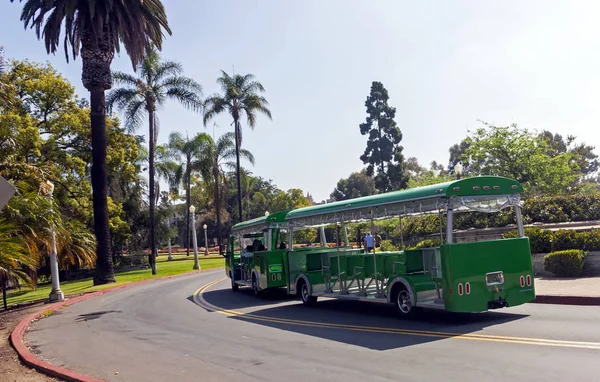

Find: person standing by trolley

[363,232,375,253]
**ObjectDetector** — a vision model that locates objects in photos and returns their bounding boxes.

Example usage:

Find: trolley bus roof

[286,176,523,226]
[231,209,291,234]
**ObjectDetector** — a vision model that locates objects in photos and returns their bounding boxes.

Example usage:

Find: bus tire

[230,271,239,292]
[251,273,261,297]
[298,279,317,306]
[391,284,416,318]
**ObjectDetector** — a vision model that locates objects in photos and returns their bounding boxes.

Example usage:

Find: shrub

[409,238,442,249]
[380,239,400,251]
[503,227,554,253]
[552,229,584,251]
[542,249,587,277]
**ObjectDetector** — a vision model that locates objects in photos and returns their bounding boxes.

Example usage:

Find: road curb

[10,267,223,382]
[532,295,600,306]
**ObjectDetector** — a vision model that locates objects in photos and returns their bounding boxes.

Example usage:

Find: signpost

[0,175,16,210]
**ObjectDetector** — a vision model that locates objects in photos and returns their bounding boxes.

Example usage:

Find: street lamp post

[41,181,64,302]
[454,162,464,180]
[189,206,200,270]
[203,224,208,256]
[167,217,173,261]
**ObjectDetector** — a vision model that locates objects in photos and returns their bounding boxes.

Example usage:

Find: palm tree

[106,47,202,274]
[203,71,271,223]
[167,132,211,256]
[155,145,180,260]
[240,168,257,220]
[200,132,254,253]
[0,219,37,310]
[14,0,172,285]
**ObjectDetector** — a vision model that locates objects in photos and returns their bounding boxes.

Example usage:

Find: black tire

[299,279,317,306]
[392,284,416,318]
[251,274,260,297]
[230,272,239,292]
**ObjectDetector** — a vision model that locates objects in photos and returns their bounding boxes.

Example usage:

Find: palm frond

[106,87,141,115]
[165,86,203,112]
[239,148,255,166]
[154,60,183,82]
[19,0,172,69]
[111,71,140,87]
[203,95,229,126]
[123,99,146,133]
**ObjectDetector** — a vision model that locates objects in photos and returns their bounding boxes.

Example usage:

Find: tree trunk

[90,87,116,285]
[81,30,116,285]
[2,275,7,311]
[234,120,243,223]
[186,165,191,256]
[148,110,157,274]
[214,167,223,255]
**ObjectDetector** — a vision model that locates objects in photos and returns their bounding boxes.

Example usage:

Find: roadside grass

[6,256,224,307]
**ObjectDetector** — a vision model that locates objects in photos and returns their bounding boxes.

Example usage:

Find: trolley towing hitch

[488,296,508,309]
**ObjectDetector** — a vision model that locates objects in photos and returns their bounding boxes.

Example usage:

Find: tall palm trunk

[90,87,115,284]
[213,167,223,255]
[148,107,157,274]
[186,164,191,256]
[234,120,243,223]
[82,30,116,285]
[2,274,7,311]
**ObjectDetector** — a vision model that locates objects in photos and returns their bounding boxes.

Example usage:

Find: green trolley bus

[225,176,535,316]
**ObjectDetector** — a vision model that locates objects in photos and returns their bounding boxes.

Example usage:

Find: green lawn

[6,256,224,307]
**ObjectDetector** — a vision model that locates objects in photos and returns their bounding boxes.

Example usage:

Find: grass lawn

[6,256,224,307]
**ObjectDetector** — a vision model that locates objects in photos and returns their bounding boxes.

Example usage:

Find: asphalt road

[25,269,600,382]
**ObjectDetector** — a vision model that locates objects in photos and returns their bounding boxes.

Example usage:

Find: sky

[1,0,600,202]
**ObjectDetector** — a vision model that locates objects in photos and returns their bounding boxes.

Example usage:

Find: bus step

[416,298,445,310]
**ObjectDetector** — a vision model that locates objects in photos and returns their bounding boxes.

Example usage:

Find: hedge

[503,228,600,253]
[542,250,588,277]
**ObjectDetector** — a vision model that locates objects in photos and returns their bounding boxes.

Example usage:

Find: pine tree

[359,81,408,192]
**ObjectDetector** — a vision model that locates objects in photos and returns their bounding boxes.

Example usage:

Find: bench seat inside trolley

[297,248,433,279]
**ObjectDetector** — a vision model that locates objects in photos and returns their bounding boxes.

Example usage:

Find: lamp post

[189,205,200,270]
[41,181,64,302]
[454,162,464,180]
[167,216,173,261]
[203,224,208,256]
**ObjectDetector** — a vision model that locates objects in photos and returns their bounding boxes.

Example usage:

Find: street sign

[0,175,17,210]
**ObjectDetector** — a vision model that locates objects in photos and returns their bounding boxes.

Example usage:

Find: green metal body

[225,176,536,313]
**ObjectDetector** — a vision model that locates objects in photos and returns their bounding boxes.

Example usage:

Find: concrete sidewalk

[533,277,600,305]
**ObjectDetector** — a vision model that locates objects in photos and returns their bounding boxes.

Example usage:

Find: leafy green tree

[271,189,310,212]
[462,121,582,194]
[167,132,211,256]
[405,157,454,188]
[203,71,272,224]
[14,0,172,285]
[359,81,407,192]
[538,130,599,176]
[330,169,376,201]
[107,47,202,274]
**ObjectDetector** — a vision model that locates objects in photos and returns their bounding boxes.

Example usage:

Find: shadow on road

[189,287,296,310]
[199,286,529,351]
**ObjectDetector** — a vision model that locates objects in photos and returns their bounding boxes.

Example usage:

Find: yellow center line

[193,277,600,350]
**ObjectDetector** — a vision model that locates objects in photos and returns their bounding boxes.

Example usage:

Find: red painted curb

[532,295,600,306]
[10,267,223,382]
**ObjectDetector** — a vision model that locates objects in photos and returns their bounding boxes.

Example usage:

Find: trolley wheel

[299,280,317,306]
[230,272,239,292]
[392,284,417,318]
[251,274,260,297]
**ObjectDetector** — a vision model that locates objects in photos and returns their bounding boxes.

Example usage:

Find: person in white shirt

[363,232,375,253]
